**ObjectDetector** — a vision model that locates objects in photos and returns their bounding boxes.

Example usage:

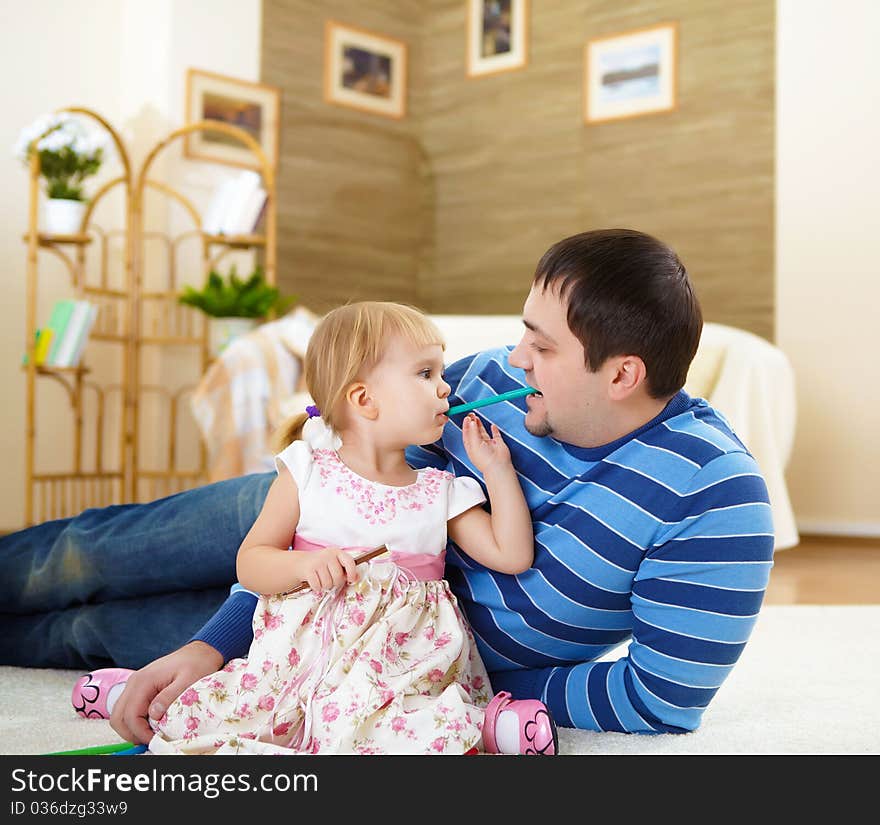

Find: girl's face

[366,335,451,447]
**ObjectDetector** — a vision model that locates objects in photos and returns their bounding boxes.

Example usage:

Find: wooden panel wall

[263,0,775,338]
[261,0,427,314]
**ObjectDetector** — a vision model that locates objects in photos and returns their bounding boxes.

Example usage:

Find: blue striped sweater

[413,348,774,733]
[196,346,775,733]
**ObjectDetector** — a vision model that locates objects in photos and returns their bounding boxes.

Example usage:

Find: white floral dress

[149,424,492,755]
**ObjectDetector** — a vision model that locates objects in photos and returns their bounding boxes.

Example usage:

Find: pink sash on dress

[291,534,445,581]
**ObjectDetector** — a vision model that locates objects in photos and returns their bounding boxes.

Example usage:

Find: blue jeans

[0,473,274,670]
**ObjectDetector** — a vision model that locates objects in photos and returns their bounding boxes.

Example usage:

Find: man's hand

[109,641,223,745]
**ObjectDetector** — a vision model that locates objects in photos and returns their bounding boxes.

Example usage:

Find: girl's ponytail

[272,412,309,453]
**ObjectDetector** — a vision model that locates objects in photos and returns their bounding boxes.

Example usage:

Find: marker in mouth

[447,386,539,416]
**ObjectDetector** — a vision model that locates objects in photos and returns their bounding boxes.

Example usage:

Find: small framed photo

[584,22,678,124]
[324,21,407,119]
[185,69,281,170]
[467,0,528,78]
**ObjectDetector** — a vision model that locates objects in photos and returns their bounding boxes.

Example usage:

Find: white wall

[0,1,124,529]
[0,0,261,528]
[776,0,880,535]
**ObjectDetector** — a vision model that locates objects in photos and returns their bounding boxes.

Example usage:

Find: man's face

[508,284,609,447]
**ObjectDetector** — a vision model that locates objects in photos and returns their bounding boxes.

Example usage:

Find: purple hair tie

[305,405,321,419]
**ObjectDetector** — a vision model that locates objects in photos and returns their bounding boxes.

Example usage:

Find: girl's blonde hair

[273,301,445,451]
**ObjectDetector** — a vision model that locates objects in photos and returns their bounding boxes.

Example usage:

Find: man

[0,229,774,744]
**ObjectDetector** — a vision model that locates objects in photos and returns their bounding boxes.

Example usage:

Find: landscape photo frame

[584,22,678,124]
[185,68,281,170]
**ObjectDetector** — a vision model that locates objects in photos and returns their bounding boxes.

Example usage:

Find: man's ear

[607,355,647,400]
[345,382,379,420]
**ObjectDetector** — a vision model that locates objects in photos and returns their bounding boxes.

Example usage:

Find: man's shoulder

[446,345,512,375]
[654,395,756,465]
[653,398,770,504]
[603,394,768,498]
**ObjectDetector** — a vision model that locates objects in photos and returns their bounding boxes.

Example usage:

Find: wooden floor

[764,534,880,605]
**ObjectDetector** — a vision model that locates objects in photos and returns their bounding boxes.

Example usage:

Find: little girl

[147,301,557,755]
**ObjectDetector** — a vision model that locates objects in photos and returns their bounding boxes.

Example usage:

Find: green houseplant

[179,265,295,356]
[15,113,108,234]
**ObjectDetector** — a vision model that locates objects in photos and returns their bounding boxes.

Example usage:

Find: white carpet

[1,605,877,755]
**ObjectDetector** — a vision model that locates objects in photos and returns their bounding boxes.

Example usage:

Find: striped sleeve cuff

[189,585,258,664]
[487,665,548,704]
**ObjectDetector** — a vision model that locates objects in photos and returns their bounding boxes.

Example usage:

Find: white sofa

[192,311,798,550]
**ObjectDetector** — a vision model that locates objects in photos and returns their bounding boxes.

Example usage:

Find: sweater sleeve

[492,452,775,733]
[189,583,258,664]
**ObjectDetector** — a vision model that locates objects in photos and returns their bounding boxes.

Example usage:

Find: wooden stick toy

[281,544,389,595]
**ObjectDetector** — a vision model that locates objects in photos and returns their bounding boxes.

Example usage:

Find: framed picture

[467,0,528,78]
[584,22,678,124]
[324,21,407,119]
[185,68,281,170]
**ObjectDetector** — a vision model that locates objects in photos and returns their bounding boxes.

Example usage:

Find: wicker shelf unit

[21,107,277,525]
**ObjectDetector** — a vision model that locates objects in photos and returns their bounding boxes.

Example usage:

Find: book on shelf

[223,170,261,233]
[203,171,266,237]
[226,185,266,236]
[44,299,77,365]
[247,195,268,233]
[61,302,98,367]
[43,299,98,367]
[202,179,238,235]
[21,328,54,366]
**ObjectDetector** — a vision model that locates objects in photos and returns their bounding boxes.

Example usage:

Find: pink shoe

[482,690,558,755]
[71,667,133,719]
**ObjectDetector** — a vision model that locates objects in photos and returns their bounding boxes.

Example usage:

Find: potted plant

[15,113,108,235]
[178,264,296,357]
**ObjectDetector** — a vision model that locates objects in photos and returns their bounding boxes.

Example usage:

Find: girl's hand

[462,413,512,476]
[299,546,357,593]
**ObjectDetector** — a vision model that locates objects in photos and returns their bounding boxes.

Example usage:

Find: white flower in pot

[14,113,109,235]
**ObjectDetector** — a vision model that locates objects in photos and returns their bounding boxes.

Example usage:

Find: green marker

[447,386,538,416]
[45,741,141,756]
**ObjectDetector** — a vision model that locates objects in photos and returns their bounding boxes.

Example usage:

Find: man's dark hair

[533,228,703,399]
